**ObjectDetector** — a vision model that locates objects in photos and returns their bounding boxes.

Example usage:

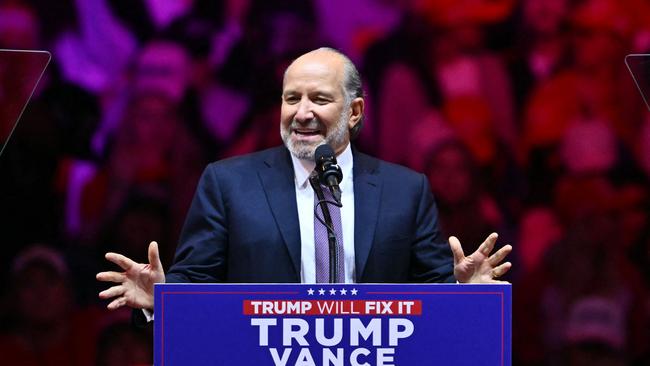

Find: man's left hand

[449,233,512,283]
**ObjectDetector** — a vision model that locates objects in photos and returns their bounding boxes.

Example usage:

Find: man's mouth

[293,129,321,136]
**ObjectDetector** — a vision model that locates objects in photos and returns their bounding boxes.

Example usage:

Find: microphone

[314,144,343,205]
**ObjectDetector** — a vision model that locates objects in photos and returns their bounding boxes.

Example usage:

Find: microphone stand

[309,173,339,283]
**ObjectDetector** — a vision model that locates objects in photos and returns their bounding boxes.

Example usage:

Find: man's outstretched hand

[450,233,512,283]
[96,241,165,310]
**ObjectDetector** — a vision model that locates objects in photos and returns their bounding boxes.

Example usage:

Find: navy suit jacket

[166,146,454,284]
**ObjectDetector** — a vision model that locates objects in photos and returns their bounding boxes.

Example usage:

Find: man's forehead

[283,51,344,87]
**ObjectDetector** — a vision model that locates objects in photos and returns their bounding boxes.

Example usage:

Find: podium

[154,283,511,365]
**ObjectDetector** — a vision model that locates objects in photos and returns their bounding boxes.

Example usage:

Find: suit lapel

[353,151,382,280]
[257,147,301,277]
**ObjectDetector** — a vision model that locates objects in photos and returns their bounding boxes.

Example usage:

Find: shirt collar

[291,143,353,190]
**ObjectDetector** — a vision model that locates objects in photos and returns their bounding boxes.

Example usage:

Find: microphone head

[315,144,336,163]
[314,144,342,186]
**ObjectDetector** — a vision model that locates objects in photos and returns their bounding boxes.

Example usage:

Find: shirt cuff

[142,308,154,322]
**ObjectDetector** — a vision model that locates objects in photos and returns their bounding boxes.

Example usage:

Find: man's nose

[294,99,314,123]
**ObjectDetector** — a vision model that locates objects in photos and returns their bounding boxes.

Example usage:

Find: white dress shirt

[290,144,356,283]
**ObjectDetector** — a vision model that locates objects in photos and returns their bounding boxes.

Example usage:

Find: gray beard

[281,109,349,161]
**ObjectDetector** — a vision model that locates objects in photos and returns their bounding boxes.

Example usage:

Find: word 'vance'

[250,318,415,366]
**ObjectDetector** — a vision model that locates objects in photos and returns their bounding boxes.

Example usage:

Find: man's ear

[348,97,365,139]
[348,97,365,128]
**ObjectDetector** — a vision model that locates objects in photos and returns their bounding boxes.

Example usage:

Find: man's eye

[314,97,330,105]
[284,96,299,104]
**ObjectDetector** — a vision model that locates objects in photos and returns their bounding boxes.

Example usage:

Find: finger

[478,232,499,256]
[487,244,512,267]
[107,296,128,310]
[105,252,138,271]
[448,236,465,265]
[99,285,125,300]
[148,241,163,271]
[96,271,126,283]
[491,262,512,278]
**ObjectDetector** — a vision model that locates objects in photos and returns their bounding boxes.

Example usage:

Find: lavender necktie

[311,178,345,283]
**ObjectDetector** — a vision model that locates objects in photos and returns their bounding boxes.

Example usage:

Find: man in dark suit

[97,48,512,312]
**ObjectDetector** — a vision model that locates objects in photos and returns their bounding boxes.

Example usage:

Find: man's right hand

[96,241,165,310]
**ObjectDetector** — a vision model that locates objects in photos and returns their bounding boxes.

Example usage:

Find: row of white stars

[307,288,359,296]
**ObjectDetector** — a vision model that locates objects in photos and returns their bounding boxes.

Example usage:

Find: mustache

[289,118,323,130]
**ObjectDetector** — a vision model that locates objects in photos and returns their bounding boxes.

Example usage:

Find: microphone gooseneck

[312,144,344,283]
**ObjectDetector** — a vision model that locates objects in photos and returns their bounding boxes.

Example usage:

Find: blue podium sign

[154,284,511,366]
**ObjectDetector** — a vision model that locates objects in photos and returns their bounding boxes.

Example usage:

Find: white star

[329,288,337,295]
[340,288,347,295]
[318,288,325,295]
[307,288,314,295]
[350,288,358,295]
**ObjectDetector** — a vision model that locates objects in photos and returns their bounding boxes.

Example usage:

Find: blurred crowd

[1,0,650,365]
